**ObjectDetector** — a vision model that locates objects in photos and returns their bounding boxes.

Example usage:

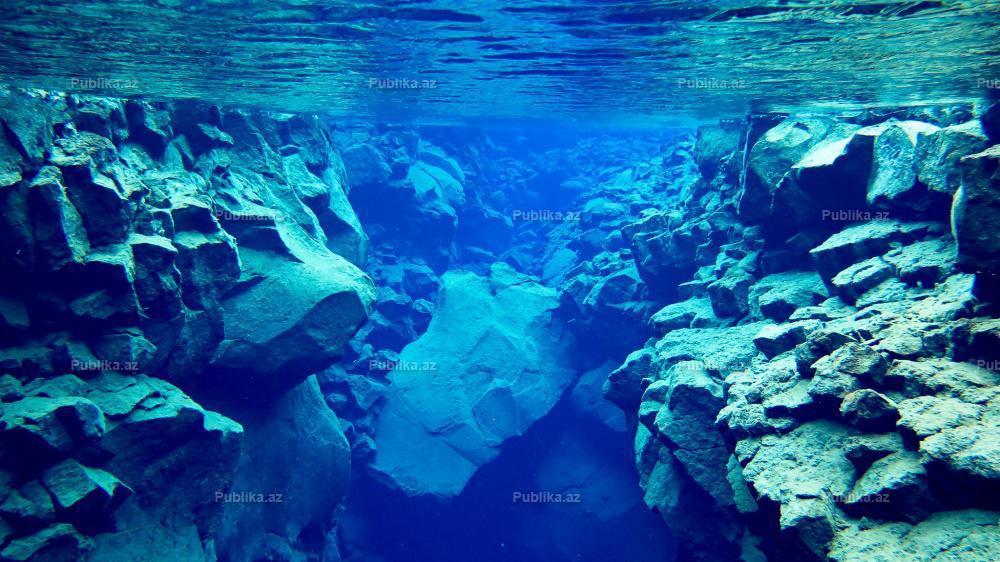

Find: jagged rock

[651,361,733,507]
[741,422,857,556]
[0,92,62,165]
[808,220,936,283]
[809,342,888,407]
[773,125,877,225]
[125,101,172,156]
[795,328,855,376]
[605,346,657,411]
[842,451,929,521]
[843,432,905,471]
[915,120,991,196]
[341,144,391,189]
[694,123,741,179]
[89,374,243,561]
[953,144,1000,273]
[921,419,1000,485]
[868,120,944,214]
[318,179,369,266]
[760,377,815,420]
[0,480,56,531]
[896,395,981,440]
[635,426,744,562]
[0,522,92,561]
[739,117,855,220]
[417,141,464,182]
[650,297,717,334]
[0,374,24,402]
[218,376,351,562]
[0,395,105,463]
[578,265,656,355]
[371,264,576,498]
[40,459,131,533]
[882,237,956,286]
[26,166,90,271]
[708,268,755,318]
[571,361,626,431]
[207,247,374,401]
[830,256,894,302]
[623,211,700,296]
[828,509,1000,561]
[753,321,818,359]
[748,271,827,322]
[876,359,997,399]
[839,389,899,431]
[407,160,465,208]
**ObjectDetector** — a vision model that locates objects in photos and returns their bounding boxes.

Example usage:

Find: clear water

[1,2,998,562]
[1,0,998,122]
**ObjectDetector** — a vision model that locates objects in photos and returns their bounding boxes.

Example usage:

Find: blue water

[0,2,998,562]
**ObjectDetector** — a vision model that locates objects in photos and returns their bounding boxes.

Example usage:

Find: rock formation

[0,89,373,561]
[609,109,1000,562]
[2,85,998,562]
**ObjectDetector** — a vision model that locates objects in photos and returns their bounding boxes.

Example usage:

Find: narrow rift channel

[0,2,998,562]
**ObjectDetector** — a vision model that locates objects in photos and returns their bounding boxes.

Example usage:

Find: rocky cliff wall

[609,106,1000,562]
[0,89,373,562]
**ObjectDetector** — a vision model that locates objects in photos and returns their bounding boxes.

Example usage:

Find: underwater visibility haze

[0,1,999,562]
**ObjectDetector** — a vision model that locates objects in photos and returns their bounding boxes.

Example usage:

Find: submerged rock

[371,263,576,498]
[953,144,1000,274]
[207,247,374,401]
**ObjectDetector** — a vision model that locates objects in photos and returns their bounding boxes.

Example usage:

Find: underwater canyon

[0,2,999,562]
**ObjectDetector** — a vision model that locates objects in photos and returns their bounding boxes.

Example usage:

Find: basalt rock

[371,264,576,498]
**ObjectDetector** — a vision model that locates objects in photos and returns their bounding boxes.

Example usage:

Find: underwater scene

[0,1,999,561]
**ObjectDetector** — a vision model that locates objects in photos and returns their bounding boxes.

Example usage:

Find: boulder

[753,321,817,359]
[371,264,576,498]
[0,523,92,561]
[828,509,1000,562]
[830,257,894,303]
[774,126,877,225]
[953,145,1000,273]
[842,451,929,521]
[40,459,131,534]
[809,343,888,406]
[867,120,942,214]
[694,123,741,179]
[26,166,90,271]
[915,120,990,196]
[650,297,717,334]
[708,268,755,318]
[741,422,857,556]
[748,271,827,322]
[739,117,855,220]
[341,144,390,189]
[217,376,351,562]
[207,247,374,401]
[838,389,899,432]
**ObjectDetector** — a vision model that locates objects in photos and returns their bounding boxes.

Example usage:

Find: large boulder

[371,264,576,498]
[739,117,856,221]
[952,145,1000,273]
[915,120,991,196]
[773,126,877,226]
[867,121,942,215]
[217,376,351,562]
[207,247,374,401]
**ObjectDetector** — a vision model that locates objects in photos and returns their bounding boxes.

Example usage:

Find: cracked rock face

[610,110,1000,562]
[0,89,373,561]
